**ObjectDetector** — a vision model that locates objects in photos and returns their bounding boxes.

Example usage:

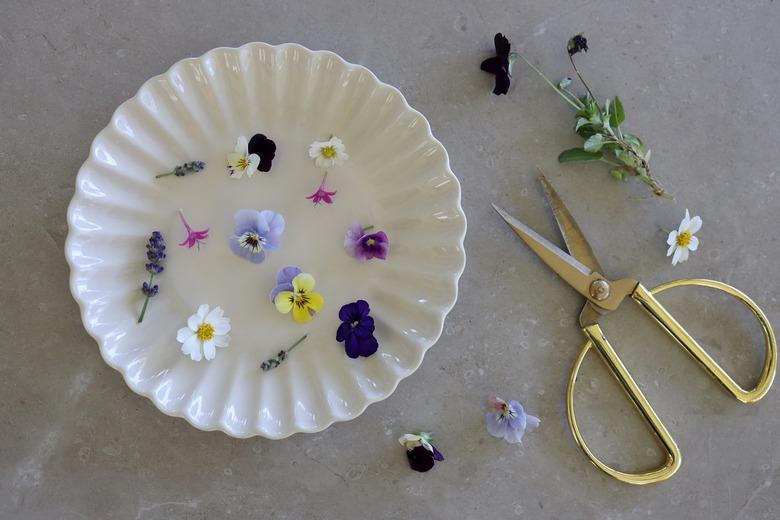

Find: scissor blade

[538,172,604,275]
[492,204,595,301]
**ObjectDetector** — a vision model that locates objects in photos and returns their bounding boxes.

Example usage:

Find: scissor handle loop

[567,279,776,485]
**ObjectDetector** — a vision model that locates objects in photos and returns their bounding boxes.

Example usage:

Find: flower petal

[205,306,224,323]
[292,304,313,323]
[688,215,702,235]
[306,292,324,313]
[338,302,357,322]
[203,339,216,360]
[235,135,249,154]
[678,209,691,233]
[181,335,202,361]
[176,327,195,343]
[667,230,678,246]
[358,335,379,357]
[269,282,294,304]
[214,334,230,348]
[672,246,683,266]
[688,236,699,251]
[678,247,690,263]
[245,154,260,178]
[344,334,361,358]
[667,243,676,257]
[212,317,231,335]
[336,322,351,342]
[277,266,302,285]
[233,209,261,234]
[274,292,294,314]
[292,273,316,293]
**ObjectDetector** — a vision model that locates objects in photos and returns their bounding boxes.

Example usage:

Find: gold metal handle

[632,279,777,403]
[568,279,777,485]
[568,323,681,485]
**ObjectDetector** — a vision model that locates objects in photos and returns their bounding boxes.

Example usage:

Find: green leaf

[615,149,636,167]
[610,97,625,127]
[558,148,603,163]
[609,167,628,181]
[575,117,589,131]
[623,133,643,150]
[583,134,606,152]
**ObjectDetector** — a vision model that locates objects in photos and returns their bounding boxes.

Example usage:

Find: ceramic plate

[65,42,466,438]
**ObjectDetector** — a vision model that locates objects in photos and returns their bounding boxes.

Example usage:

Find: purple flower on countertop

[138,231,166,323]
[336,299,378,358]
[567,34,589,56]
[344,223,389,261]
[485,395,540,444]
[398,432,444,472]
[177,209,209,250]
[306,172,337,206]
[229,209,285,264]
[480,32,514,95]
[269,265,302,304]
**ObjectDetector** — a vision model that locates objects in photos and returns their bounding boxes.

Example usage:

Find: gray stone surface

[2,0,780,518]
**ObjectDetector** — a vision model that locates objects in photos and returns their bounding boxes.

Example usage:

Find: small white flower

[308,136,348,169]
[666,209,702,266]
[226,136,260,178]
[398,432,434,452]
[176,304,231,361]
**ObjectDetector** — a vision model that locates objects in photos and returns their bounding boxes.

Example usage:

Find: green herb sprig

[512,34,671,199]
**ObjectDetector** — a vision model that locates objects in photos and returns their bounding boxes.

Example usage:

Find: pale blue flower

[485,395,540,444]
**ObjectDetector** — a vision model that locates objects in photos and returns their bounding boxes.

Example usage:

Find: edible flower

[137,231,165,323]
[480,32,513,95]
[344,224,389,261]
[269,265,301,303]
[273,272,324,323]
[177,209,209,250]
[336,300,378,358]
[248,133,276,172]
[227,136,260,178]
[306,172,337,205]
[398,432,444,472]
[666,209,701,266]
[567,34,589,56]
[229,209,285,264]
[176,304,231,361]
[155,161,206,179]
[260,334,308,371]
[308,136,348,169]
[485,395,540,444]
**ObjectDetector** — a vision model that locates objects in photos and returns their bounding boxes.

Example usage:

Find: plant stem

[286,334,308,353]
[362,225,374,233]
[137,272,154,323]
[155,171,175,179]
[514,53,584,110]
[568,54,601,112]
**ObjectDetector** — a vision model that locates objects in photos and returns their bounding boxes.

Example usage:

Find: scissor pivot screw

[589,279,611,301]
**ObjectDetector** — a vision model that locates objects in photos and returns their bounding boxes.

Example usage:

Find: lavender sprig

[156,161,206,179]
[261,334,308,371]
[138,231,165,323]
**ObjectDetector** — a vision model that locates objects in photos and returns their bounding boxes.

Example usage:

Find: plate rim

[64,41,468,438]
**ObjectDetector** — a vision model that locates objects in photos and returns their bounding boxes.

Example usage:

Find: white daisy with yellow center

[226,135,260,178]
[176,304,231,361]
[666,208,702,266]
[308,136,349,169]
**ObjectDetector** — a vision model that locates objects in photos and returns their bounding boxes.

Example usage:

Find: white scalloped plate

[65,42,466,438]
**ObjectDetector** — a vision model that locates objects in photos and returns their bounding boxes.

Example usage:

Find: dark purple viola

[248,133,277,172]
[480,33,512,95]
[398,432,444,472]
[336,300,379,358]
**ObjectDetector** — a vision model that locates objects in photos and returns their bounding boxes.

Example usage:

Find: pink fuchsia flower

[305,172,337,205]
[177,210,209,250]
[344,223,389,261]
[485,395,540,444]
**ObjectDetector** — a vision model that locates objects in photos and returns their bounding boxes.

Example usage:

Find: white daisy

[226,136,260,178]
[308,136,349,169]
[176,304,231,361]
[666,209,702,266]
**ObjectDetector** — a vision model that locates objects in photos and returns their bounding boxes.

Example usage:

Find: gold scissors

[493,173,777,485]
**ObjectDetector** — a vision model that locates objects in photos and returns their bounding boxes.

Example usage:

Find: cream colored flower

[666,209,701,266]
[308,136,348,168]
[176,304,231,361]
[226,136,260,178]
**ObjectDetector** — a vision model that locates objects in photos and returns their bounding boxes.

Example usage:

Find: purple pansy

[480,33,513,95]
[398,432,444,472]
[269,265,302,304]
[336,299,378,358]
[228,209,285,264]
[344,223,389,261]
[485,395,540,444]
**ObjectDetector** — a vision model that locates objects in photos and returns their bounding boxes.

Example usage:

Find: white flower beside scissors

[666,209,702,266]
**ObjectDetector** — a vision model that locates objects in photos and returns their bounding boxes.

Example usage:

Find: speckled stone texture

[2,1,779,518]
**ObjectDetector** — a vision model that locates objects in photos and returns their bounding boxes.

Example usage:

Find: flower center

[236,156,250,170]
[239,231,265,253]
[351,319,360,328]
[196,323,215,341]
[293,293,310,308]
[320,146,337,158]
[676,231,692,247]
[366,238,376,246]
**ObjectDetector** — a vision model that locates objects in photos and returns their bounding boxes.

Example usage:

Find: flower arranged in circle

[229,209,285,264]
[177,209,209,250]
[274,272,324,323]
[260,334,308,371]
[156,161,206,179]
[480,32,514,95]
[486,395,540,444]
[269,266,301,303]
[226,135,260,178]
[666,208,701,266]
[176,304,231,361]
[336,300,378,358]
[137,231,165,323]
[306,172,337,206]
[309,136,348,169]
[344,223,389,261]
[398,432,444,472]
[248,133,276,172]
